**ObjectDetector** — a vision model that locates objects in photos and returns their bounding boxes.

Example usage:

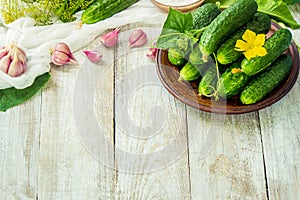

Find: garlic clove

[146,47,157,59]
[146,41,157,59]
[83,50,103,63]
[55,42,72,53]
[0,46,9,59]
[128,29,148,48]
[8,57,25,77]
[51,51,71,66]
[17,46,27,62]
[51,42,77,66]
[99,28,120,48]
[0,51,12,74]
[146,41,158,59]
[17,49,27,64]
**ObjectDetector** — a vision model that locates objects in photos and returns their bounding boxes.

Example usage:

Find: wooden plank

[0,93,41,199]
[258,6,300,199]
[259,91,300,199]
[113,24,191,199]
[38,40,116,199]
[188,109,267,200]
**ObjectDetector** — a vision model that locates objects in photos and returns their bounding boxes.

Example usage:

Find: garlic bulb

[0,43,27,77]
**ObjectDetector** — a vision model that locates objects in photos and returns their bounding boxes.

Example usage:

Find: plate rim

[155,22,300,114]
[151,0,205,12]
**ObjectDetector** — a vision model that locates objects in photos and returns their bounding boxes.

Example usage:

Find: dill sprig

[0,0,53,25]
[0,0,96,25]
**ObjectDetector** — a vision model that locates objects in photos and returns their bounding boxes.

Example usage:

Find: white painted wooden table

[1,4,300,200]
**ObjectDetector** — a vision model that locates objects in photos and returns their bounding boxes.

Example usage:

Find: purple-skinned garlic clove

[146,47,157,59]
[83,50,103,63]
[146,42,157,59]
[51,42,77,66]
[99,28,120,48]
[0,50,12,74]
[8,55,26,77]
[0,46,10,59]
[129,29,148,48]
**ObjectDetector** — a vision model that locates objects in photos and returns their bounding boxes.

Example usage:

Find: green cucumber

[218,61,250,99]
[216,12,271,65]
[179,62,201,81]
[192,3,221,30]
[81,0,139,24]
[240,54,292,105]
[241,28,292,76]
[199,0,258,56]
[168,48,186,66]
[173,34,193,59]
[198,67,217,97]
[188,45,208,73]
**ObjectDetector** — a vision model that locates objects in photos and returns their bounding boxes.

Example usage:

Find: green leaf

[204,0,300,29]
[257,0,300,29]
[157,8,194,50]
[0,72,51,112]
[161,7,193,33]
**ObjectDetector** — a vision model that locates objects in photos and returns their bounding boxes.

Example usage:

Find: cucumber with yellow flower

[216,12,271,65]
[156,0,296,105]
[199,0,258,57]
[240,28,292,76]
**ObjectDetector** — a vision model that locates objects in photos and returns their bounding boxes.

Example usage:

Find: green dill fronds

[0,0,53,25]
[0,0,26,24]
[79,0,97,10]
[0,0,97,25]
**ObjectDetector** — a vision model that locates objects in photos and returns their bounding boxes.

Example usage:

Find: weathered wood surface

[0,4,300,200]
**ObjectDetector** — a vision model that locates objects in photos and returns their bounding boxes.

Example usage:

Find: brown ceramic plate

[156,22,300,114]
[151,0,205,12]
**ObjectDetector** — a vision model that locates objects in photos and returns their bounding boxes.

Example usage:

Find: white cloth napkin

[0,0,167,89]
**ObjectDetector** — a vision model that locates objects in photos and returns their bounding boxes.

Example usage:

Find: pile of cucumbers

[167,0,293,105]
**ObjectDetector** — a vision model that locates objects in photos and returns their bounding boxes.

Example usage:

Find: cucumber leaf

[161,7,193,33]
[157,8,196,50]
[0,72,51,112]
[257,0,300,29]
[205,0,300,29]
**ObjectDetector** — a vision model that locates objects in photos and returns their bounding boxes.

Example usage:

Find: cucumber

[179,62,201,81]
[240,54,292,105]
[218,61,250,99]
[81,0,139,24]
[192,3,221,30]
[168,48,186,66]
[217,12,271,65]
[188,45,207,73]
[173,34,193,59]
[198,67,217,97]
[241,28,292,76]
[199,0,258,56]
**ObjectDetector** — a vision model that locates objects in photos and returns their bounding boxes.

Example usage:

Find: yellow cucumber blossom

[235,29,267,60]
